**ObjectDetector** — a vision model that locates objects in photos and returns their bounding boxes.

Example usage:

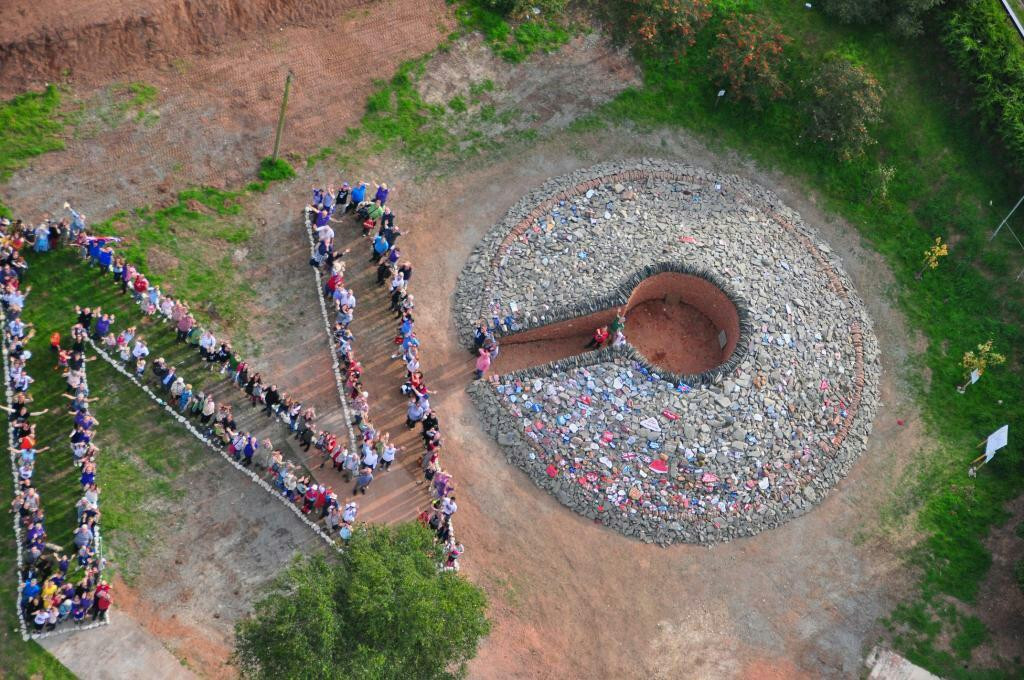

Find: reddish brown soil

[626,299,722,374]
[1,0,382,93]
[3,0,453,218]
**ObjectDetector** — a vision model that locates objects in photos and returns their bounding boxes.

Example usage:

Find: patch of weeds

[0,85,66,215]
[479,104,497,122]
[306,146,335,169]
[448,95,469,113]
[455,1,570,63]
[1015,559,1024,592]
[566,113,608,134]
[1015,521,1024,539]
[950,616,988,662]
[469,78,496,101]
[257,156,297,181]
[361,58,453,161]
[121,82,159,122]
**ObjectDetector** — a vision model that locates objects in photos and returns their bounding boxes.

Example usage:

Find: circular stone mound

[455,160,881,546]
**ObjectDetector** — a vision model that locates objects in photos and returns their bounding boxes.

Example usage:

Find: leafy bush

[944,0,1024,172]
[709,14,791,108]
[800,53,885,160]
[234,523,489,679]
[257,156,296,182]
[604,0,713,56]
[818,0,945,37]
[475,0,565,19]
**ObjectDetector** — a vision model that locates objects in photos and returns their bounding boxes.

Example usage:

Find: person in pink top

[474,348,491,379]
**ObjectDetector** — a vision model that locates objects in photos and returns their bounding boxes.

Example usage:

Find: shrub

[475,0,565,19]
[257,156,296,182]
[233,523,490,679]
[800,53,885,160]
[709,14,791,108]
[944,0,1024,172]
[818,0,944,37]
[606,0,713,56]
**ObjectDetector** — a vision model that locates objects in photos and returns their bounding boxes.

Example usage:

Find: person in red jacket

[131,274,148,303]
[92,581,112,621]
[585,325,610,350]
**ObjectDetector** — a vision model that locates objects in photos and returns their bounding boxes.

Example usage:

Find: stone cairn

[454,159,881,546]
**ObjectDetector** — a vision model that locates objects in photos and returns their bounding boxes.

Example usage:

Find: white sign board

[970,369,981,385]
[984,424,1009,461]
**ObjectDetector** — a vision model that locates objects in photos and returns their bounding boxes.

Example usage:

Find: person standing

[263,384,280,417]
[353,466,373,495]
[474,348,491,379]
[406,397,425,429]
[585,325,610,350]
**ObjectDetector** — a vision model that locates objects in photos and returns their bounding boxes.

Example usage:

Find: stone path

[40,614,198,680]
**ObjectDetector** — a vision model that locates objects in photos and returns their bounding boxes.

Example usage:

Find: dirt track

[3,12,934,679]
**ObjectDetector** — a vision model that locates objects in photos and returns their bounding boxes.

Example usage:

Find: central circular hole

[488,271,742,378]
[622,272,741,375]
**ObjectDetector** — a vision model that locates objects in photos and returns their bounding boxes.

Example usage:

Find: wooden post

[272,71,293,160]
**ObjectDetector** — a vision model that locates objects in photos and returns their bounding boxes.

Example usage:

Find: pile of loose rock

[456,160,881,545]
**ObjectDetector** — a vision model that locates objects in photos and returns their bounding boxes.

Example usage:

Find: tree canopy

[233,523,490,680]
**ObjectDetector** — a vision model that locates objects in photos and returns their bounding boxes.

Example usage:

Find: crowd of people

[308,182,463,569]
[0,222,112,634]
[0,180,473,639]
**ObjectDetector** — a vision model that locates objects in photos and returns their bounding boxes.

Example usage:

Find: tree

[709,15,791,108]
[800,54,885,160]
[608,0,713,56]
[818,0,944,37]
[233,523,490,680]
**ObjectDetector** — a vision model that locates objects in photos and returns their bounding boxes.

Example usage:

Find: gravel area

[455,159,881,545]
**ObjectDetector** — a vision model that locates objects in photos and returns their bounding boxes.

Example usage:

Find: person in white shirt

[442,496,457,517]
[131,339,149,360]
[361,446,379,470]
[315,224,335,243]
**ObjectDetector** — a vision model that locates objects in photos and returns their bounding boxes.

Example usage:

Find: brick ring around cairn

[454,159,881,546]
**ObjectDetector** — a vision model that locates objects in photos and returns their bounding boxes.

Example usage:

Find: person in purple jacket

[373,182,390,205]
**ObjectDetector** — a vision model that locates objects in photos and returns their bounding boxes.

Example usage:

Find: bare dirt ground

[971,496,1024,667]
[3,0,453,219]
[328,130,927,679]
[2,10,959,679]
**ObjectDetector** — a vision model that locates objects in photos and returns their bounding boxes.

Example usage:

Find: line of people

[0,230,111,634]
[308,183,463,570]
[18,203,362,545]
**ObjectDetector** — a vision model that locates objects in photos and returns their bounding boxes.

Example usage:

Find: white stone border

[302,208,358,457]
[87,339,342,552]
